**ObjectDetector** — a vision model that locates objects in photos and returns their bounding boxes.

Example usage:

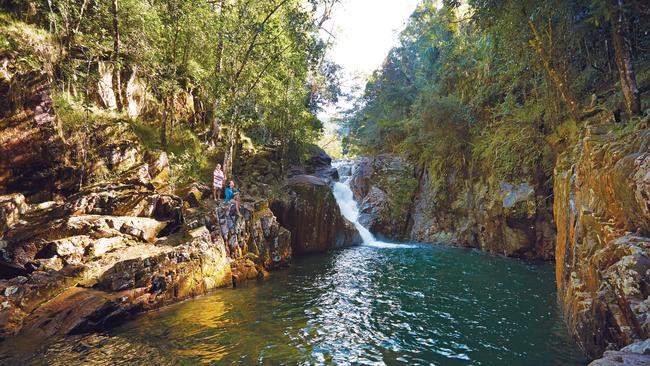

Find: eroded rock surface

[589,339,650,365]
[349,155,413,241]
[0,185,292,341]
[271,174,361,254]
[555,125,650,358]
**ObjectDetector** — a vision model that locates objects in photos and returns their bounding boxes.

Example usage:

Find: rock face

[589,339,650,365]
[350,154,554,259]
[271,175,361,255]
[0,194,26,238]
[409,169,555,260]
[0,182,292,341]
[350,155,414,241]
[302,145,339,184]
[555,125,650,359]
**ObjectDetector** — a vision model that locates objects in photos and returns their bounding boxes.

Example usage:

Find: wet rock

[271,175,361,255]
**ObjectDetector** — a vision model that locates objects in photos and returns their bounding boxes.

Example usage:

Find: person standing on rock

[213,163,225,201]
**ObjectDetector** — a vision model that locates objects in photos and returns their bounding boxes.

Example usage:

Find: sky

[319,0,421,120]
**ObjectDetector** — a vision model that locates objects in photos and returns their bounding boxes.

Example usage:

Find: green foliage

[385,174,418,221]
[0,13,56,73]
[344,0,650,198]
[2,0,340,174]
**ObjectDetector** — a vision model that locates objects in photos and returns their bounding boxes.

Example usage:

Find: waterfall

[332,161,415,249]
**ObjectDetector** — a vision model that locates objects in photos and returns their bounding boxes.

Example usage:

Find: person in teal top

[224,180,242,216]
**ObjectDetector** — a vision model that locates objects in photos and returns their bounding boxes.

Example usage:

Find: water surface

[7,244,588,365]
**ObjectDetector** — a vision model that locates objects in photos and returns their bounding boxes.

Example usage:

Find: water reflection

[0,245,589,366]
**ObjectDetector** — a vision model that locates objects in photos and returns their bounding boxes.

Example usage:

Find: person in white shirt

[213,163,225,201]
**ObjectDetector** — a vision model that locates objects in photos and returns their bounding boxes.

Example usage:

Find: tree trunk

[527,19,581,121]
[212,98,221,142]
[111,0,123,111]
[212,0,225,144]
[161,97,168,148]
[610,0,641,116]
[222,123,239,181]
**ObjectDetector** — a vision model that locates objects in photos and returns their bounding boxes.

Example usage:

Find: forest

[1,0,341,183]
[1,1,650,364]
[343,0,649,196]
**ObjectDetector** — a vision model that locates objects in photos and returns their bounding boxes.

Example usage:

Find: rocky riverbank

[0,81,358,346]
[348,116,650,363]
[0,147,357,345]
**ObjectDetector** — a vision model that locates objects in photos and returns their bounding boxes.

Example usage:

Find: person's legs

[234,194,241,216]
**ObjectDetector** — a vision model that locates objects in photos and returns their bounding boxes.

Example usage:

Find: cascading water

[331,161,414,249]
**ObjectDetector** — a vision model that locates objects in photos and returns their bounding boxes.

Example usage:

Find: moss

[472,119,551,183]
[548,119,580,150]
[613,115,649,139]
[384,173,418,221]
[0,13,57,73]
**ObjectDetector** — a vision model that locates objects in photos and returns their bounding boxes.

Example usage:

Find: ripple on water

[0,244,590,365]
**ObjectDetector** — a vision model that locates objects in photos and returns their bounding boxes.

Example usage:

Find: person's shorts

[214,184,222,189]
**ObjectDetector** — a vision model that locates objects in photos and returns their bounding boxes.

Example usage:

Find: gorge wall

[350,154,555,260]
[555,123,650,359]
[352,116,650,361]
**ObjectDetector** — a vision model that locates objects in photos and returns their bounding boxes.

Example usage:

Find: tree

[111,0,124,111]
[608,0,641,115]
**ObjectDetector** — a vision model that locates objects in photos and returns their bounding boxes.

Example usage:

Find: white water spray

[332,161,416,249]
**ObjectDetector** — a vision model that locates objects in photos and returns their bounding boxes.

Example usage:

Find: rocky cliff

[350,154,555,260]
[555,122,650,359]
[349,155,414,241]
[0,156,293,341]
[271,174,361,254]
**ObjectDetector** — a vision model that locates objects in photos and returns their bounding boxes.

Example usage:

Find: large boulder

[555,125,650,358]
[302,145,339,184]
[271,175,361,255]
[589,339,650,365]
[350,155,414,241]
